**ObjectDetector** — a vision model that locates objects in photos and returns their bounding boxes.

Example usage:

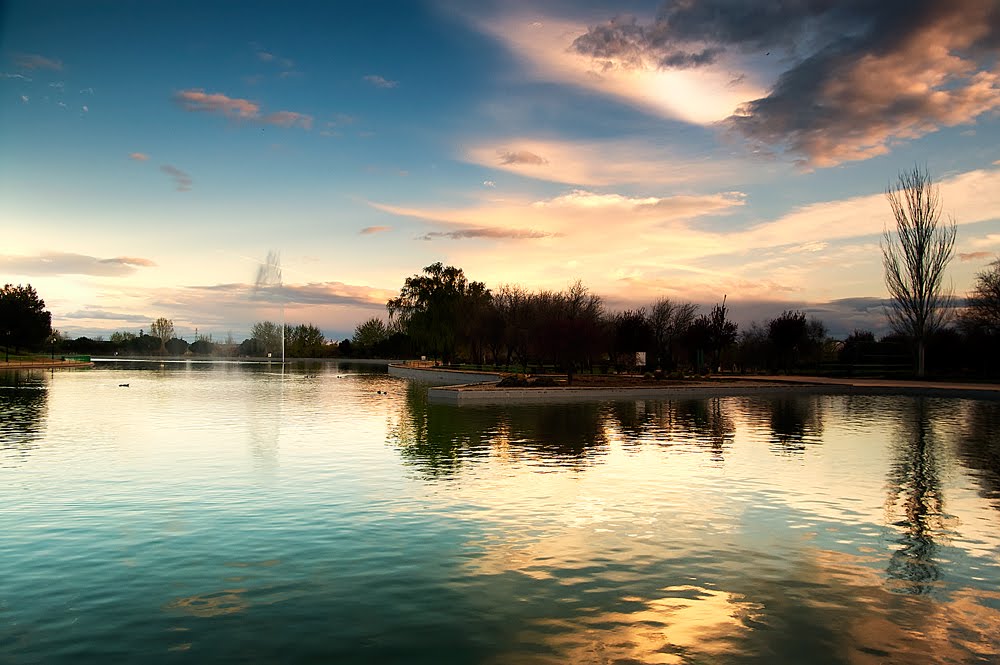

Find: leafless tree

[959,257,1000,335]
[881,166,956,377]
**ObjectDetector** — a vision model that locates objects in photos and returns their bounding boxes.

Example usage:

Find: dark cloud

[0,252,156,277]
[188,282,385,308]
[61,309,150,323]
[499,150,548,165]
[574,0,1000,167]
[418,227,556,241]
[160,164,193,191]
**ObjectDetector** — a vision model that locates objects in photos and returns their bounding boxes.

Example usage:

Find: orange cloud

[173,89,312,129]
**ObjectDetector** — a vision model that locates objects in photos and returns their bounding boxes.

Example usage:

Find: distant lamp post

[50,335,55,360]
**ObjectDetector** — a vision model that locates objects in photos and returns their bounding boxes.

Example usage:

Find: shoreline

[386,364,1000,404]
[1,359,95,370]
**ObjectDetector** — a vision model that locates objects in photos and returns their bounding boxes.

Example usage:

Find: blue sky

[3,0,1000,340]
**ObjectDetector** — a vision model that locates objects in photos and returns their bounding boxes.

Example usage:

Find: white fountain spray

[254,250,284,364]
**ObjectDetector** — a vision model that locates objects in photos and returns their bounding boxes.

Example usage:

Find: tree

[250,320,282,356]
[165,337,189,355]
[960,257,1000,336]
[149,317,175,353]
[286,323,325,357]
[881,166,956,377]
[387,262,489,363]
[0,284,52,356]
[352,317,389,354]
[648,298,697,370]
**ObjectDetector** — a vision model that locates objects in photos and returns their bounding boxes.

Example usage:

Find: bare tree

[959,257,1000,335]
[881,166,956,377]
[149,317,175,353]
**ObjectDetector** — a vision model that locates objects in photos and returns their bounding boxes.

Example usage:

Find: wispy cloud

[173,89,313,129]
[363,74,398,89]
[128,152,150,161]
[160,165,193,191]
[13,53,63,71]
[1,72,31,81]
[0,252,156,277]
[418,227,557,241]
[960,251,994,262]
[465,137,760,187]
[174,89,259,118]
[20,95,28,103]
[359,225,392,235]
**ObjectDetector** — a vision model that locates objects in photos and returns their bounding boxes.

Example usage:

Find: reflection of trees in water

[885,397,945,594]
[740,396,824,453]
[609,398,734,458]
[955,400,1000,505]
[0,373,48,465]
[389,384,609,476]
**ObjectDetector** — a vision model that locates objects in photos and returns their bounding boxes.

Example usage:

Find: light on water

[2,362,999,663]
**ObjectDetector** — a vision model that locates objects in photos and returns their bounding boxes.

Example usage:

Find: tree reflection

[955,400,1000,505]
[885,397,944,594]
[0,372,48,465]
[739,396,824,453]
[389,384,609,476]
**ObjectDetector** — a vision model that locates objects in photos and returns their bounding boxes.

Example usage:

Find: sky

[2,0,1000,341]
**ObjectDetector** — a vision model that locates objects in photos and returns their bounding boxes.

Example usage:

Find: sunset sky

[3,0,1000,341]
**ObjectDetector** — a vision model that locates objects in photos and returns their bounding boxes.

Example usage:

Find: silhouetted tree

[286,323,325,357]
[190,338,215,355]
[960,257,1000,336]
[352,317,389,355]
[881,165,956,377]
[164,337,188,355]
[0,283,52,356]
[387,263,489,363]
[648,298,697,370]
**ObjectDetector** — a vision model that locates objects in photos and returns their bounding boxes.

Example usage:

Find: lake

[2,360,999,664]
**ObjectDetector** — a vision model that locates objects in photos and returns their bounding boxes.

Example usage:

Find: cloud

[174,89,259,118]
[60,308,151,323]
[13,53,62,71]
[160,165,193,191]
[1,72,31,81]
[499,150,548,165]
[359,225,392,235]
[572,1,1000,167]
[363,75,398,89]
[189,281,390,308]
[173,89,313,129]
[0,252,156,277]
[418,227,558,241]
[483,180,496,188]
[82,105,88,112]
[260,111,313,129]
[20,95,28,103]
[465,137,761,187]
[960,251,995,261]
[128,152,150,161]
[469,13,765,125]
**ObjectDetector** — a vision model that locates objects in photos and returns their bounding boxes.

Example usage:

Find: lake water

[2,361,999,664]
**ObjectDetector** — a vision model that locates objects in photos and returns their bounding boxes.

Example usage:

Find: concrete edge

[427,383,1000,405]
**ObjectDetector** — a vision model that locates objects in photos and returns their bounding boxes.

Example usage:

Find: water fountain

[254,250,284,364]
